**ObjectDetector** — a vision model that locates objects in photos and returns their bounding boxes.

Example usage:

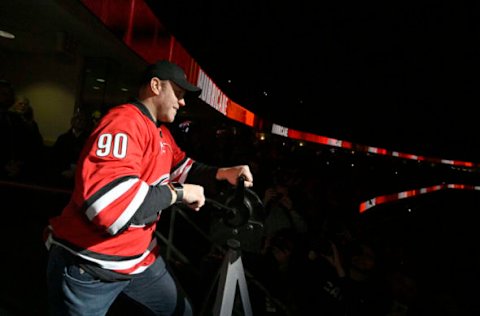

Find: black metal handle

[234,176,246,202]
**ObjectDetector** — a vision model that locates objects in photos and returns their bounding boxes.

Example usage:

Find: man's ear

[150,77,162,95]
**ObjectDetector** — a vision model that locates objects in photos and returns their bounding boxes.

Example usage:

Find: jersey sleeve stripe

[170,157,194,183]
[86,178,139,220]
[108,181,150,235]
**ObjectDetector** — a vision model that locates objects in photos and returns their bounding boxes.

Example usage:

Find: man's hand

[216,165,253,187]
[182,183,205,211]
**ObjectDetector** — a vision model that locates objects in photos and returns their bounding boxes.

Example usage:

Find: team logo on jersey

[160,141,171,154]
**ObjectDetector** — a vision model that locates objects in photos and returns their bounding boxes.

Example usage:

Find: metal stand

[212,239,253,316]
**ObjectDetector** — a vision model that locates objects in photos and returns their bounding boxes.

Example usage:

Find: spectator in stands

[261,176,308,252]
[9,95,44,149]
[50,110,91,187]
[342,241,391,315]
[10,95,35,124]
[293,239,348,315]
[0,80,44,180]
[252,227,304,314]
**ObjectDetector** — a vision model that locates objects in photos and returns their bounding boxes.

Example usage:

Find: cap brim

[173,78,201,94]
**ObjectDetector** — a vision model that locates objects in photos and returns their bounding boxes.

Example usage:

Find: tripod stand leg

[213,245,252,316]
[236,260,252,316]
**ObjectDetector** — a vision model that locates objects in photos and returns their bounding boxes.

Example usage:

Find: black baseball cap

[141,60,201,94]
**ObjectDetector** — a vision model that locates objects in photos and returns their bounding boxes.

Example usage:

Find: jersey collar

[130,99,161,127]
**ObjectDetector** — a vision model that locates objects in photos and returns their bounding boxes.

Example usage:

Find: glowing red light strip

[359,183,480,213]
[271,124,477,169]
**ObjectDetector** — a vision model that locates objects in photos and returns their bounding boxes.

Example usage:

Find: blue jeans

[46,245,192,316]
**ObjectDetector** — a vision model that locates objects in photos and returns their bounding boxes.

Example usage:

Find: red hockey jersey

[46,101,196,275]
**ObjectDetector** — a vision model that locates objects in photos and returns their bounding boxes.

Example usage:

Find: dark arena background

[1,1,480,315]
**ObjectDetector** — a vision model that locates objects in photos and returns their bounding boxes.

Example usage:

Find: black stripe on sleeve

[129,184,173,226]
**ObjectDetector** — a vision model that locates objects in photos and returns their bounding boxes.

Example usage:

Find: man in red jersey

[45,60,253,316]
